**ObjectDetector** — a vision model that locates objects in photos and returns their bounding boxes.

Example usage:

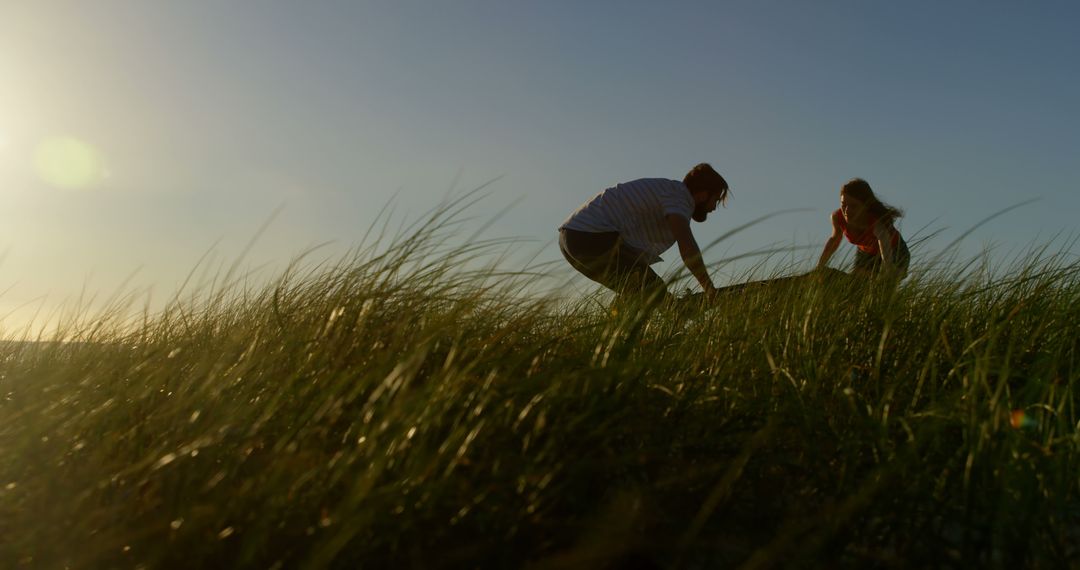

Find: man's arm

[817,212,844,269]
[667,214,717,295]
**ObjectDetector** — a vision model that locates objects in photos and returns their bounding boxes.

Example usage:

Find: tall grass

[1,199,1078,569]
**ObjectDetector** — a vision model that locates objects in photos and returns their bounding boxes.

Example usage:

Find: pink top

[834,209,899,255]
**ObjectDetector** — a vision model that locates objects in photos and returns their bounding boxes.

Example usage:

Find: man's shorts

[558,229,667,298]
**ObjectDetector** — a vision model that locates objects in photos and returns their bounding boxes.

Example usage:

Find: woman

[817,178,909,278]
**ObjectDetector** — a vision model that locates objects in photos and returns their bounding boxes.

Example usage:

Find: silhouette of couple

[558,164,909,303]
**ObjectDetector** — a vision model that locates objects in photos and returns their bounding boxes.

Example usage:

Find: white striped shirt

[560,178,695,263]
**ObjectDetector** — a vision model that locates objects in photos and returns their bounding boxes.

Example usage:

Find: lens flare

[35,136,105,189]
[1010,409,1037,429]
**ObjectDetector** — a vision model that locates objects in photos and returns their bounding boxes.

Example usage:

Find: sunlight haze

[1,1,1078,333]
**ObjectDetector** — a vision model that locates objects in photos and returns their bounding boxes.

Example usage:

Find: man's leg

[607,240,668,302]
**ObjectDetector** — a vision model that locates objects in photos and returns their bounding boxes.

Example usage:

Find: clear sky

[1,1,1078,331]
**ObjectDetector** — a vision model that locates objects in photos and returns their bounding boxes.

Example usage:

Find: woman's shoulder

[872,215,898,235]
[871,210,895,226]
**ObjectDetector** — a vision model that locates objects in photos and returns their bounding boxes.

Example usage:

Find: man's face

[692,189,724,222]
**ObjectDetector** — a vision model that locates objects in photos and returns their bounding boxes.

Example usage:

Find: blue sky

[1,1,1078,329]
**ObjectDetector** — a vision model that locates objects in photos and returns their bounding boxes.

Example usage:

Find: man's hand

[703,284,720,304]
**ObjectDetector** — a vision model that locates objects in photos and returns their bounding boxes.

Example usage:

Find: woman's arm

[817,212,844,269]
[873,220,896,273]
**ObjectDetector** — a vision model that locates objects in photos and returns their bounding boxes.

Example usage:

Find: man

[558,163,730,302]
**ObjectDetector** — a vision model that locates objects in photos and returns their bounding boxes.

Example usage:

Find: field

[2,203,1078,569]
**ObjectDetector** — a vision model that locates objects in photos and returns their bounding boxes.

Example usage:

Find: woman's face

[840,192,864,222]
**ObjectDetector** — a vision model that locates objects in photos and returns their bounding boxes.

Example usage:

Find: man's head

[684,163,729,222]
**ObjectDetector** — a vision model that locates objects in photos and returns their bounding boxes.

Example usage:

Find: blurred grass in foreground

[1,197,1078,569]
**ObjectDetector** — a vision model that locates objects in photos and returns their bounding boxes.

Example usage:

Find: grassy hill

[1,207,1077,568]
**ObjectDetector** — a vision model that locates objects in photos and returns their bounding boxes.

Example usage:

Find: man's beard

[692,205,708,222]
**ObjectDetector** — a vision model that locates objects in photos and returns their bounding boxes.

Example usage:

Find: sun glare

[35,136,105,189]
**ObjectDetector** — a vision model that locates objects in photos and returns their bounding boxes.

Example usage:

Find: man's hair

[684,163,730,206]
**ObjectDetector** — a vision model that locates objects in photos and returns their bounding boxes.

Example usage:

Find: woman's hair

[841,178,903,222]
[684,163,730,206]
